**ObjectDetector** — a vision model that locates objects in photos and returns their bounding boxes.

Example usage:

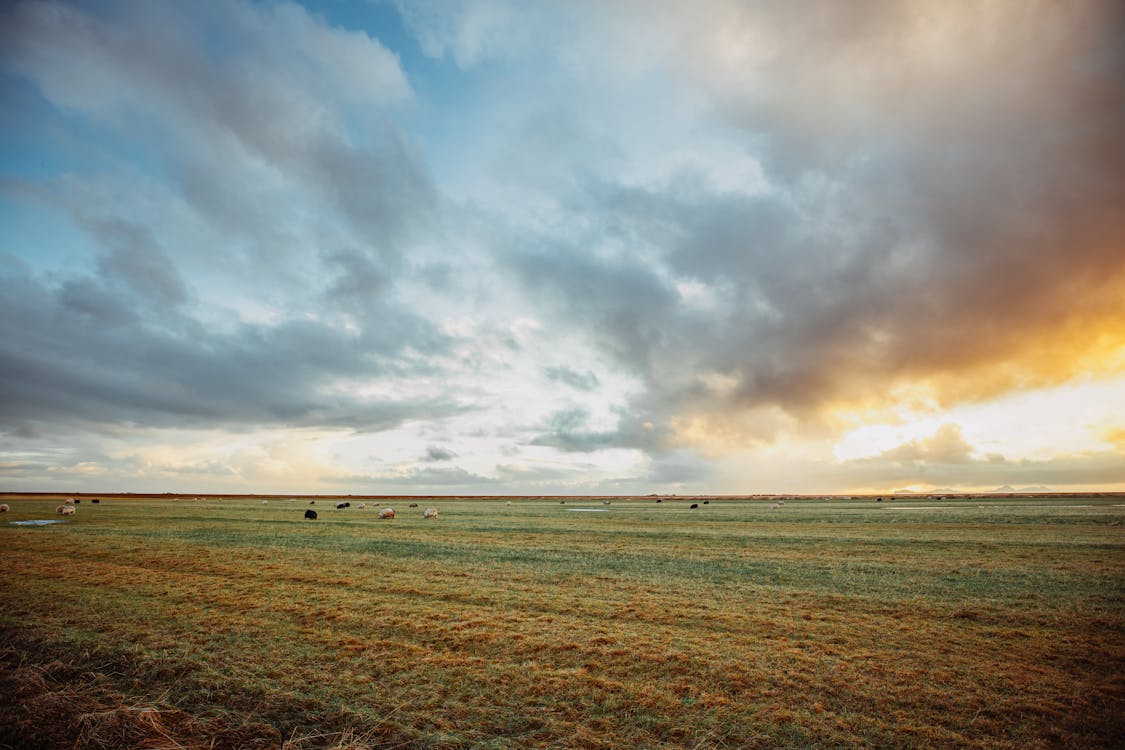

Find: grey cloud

[423,445,457,462]
[528,405,668,454]
[529,407,615,453]
[0,267,464,434]
[544,365,599,391]
[646,451,714,485]
[494,1,1125,451]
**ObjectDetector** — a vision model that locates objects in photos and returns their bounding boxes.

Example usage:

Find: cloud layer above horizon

[2,0,1124,494]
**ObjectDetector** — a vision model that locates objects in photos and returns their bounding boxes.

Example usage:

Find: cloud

[543,365,599,391]
[487,0,1125,453]
[871,423,976,465]
[423,445,457,462]
[0,0,459,439]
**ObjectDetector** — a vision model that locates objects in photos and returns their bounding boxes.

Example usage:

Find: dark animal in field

[876,498,883,502]
[336,503,347,510]
[344,502,351,507]
[690,503,699,509]
[92,499,100,504]
[703,500,709,504]
[305,509,318,520]
[656,499,662,503]
[409,503,419,508]
[74,499,81,503]
[309,500,315,505]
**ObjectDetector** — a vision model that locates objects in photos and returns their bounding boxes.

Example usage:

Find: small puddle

[9,519,67,526]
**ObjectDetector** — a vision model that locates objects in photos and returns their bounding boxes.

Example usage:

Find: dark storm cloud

[499,0,1125,449]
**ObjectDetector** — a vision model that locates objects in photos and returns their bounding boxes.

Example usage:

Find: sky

[1,0,1124,496]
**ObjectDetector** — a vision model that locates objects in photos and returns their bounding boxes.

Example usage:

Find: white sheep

[378,508,395,519]
[423,508,438,519]
[57,504,75,516]
[0,504,9,513]
[356,502,366,509]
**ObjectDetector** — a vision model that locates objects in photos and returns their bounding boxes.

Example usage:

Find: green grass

[1,494,1123,749]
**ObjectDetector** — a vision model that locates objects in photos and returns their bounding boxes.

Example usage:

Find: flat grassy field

[1,494,1122,749]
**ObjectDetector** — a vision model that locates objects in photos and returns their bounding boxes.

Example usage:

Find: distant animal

[423,508,438,519]
[91,499,100,504]
[378,508,395,519]
[309,500,315,505]
[876,498,883,502]
[703,500,709,504]
[304,509,318,520]
[57,504,75,516]
[356,503,366,509]
[74,498,81,504]
[65,498,74,505]
[560,500,566,504]
[602,499,611,505]
[769,503,781,510]
[0,504,9,513]
[344,502,351,508]
[336,503,347,510]
[261,500,269,504]
[506,500,512,506]
[409,503,419,508]
[690,503,699,509]
[656,499,662,503]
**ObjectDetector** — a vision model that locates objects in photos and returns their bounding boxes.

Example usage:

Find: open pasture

[1,494,1122,748]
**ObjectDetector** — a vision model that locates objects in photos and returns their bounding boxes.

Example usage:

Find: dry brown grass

[1,494,1122,748]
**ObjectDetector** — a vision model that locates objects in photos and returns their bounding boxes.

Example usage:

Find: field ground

[1,493,1122,749]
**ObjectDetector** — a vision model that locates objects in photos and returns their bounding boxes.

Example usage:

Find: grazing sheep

[690,503,699,509]
[602,499,611,505]
[65,498,75,505]
[409,503,419,508]
[335,503,347,510]
[769,502,781,510]
[423,508,438,519]
[57,504,75,516]
[506,500,512,506]
[378,508,395,519]
[304,509,318,520]
[0,504,9,513]
[261,500,269,505]
[356,503,366,509]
